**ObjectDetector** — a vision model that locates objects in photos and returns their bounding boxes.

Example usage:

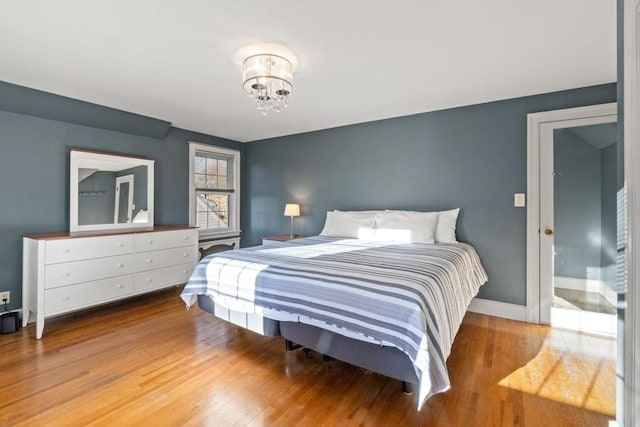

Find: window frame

[188,142,241,239]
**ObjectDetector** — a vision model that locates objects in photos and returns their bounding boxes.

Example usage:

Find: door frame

[526,102,617,324]
[624,1,640,424]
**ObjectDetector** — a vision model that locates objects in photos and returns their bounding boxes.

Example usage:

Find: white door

[114,175,134,223]
[539,116,617,334]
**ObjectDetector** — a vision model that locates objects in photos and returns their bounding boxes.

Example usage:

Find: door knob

[544,229,553,236]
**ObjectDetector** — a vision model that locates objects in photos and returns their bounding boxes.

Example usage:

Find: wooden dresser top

[24,225,196,241]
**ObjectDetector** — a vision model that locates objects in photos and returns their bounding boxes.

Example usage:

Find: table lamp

[284,203,300,238]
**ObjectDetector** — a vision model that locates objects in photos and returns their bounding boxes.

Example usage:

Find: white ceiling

[0,1,616,143]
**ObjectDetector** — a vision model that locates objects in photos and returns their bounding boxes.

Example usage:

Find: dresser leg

[22,309,30,327]
[36,317,44,339]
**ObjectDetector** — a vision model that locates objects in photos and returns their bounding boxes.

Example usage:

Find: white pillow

[376,210,438,244]
[334,209,384,215]
[435,208,459,243]
[319,211,377,238]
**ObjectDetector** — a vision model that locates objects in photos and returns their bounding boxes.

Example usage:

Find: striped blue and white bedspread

[181,236,487,408]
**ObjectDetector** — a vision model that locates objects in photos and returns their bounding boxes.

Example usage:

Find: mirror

[70,149,155,234]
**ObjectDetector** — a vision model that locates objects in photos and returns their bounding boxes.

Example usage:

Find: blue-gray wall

[243,84,617,306]
[0,82,243,311]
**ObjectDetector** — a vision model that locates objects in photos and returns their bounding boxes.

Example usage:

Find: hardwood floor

[0,288,615,426]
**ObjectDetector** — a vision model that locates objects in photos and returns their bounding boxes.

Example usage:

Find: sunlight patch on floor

[550,306,617,337]
[497,328,616,417]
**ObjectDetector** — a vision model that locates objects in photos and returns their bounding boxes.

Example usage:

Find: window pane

[206,158,218,175]
[195,157,206,174]
[195,192,229,229]
[218,160,228,176]
[195,173,207,189]
[206,176,218,189]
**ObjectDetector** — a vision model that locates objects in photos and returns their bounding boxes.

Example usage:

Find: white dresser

[22,226,197,339]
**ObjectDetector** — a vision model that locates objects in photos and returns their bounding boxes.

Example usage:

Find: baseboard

[468,298,527,322]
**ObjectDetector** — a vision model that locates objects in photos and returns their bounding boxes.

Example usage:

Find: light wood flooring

[0,288,616,426]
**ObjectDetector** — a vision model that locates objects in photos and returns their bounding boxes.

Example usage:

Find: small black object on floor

[1,312,19,334]
[1,299,19,334]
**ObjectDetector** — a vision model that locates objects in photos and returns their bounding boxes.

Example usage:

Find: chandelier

[242,53,293,116]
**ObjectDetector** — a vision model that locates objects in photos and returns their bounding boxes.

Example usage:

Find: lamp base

[289,216,296,239]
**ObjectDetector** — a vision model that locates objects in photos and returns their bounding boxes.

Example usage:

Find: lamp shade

[284,203,300,217]
[243,53,293,116]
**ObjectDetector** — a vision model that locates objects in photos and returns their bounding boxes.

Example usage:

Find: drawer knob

[62,249,70,253]
[147,239,153,244]
[116,263,124,268]
[146,259,153,263]
[117,243,124,248]
[183,270,188,274]
[63,272,71,277]
[117,284,124,289]
[146,278,152,282]
[62,296,70,301]
[183,253,188,257]
[183,236,189,240]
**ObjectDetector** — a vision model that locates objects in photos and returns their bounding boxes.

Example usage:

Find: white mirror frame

[70,149,155,234]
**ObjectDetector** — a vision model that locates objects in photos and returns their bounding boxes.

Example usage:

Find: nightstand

[262,235,304,245]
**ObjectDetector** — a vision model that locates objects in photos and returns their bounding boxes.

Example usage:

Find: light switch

[514,193,526,207]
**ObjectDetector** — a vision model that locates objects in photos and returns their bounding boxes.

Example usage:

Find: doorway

[526,103,617,336]
[542,122,618,335]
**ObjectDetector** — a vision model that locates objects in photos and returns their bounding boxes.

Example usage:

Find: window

[189,142,240,238]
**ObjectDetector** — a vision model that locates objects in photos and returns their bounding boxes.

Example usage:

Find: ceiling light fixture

[243,53,293,116]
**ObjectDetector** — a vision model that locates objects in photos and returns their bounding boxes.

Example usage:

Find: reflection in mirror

[115,175,133,223]
[70,150,154,234]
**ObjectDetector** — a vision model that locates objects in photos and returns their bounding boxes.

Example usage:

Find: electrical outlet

[0,291,10,305]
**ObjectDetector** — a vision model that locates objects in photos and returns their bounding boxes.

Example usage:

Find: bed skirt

[197,294,281,337]
[279,321,419,385]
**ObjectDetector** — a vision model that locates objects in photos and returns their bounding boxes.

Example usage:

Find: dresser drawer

[45,254,133,289]
[134,262,194,292]
[44,275,134,316]
[134,229,195,253]
[45,235,133,264]
[134,246,196,272]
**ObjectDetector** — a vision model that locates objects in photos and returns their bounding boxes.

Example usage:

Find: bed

[181,213,487,409]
